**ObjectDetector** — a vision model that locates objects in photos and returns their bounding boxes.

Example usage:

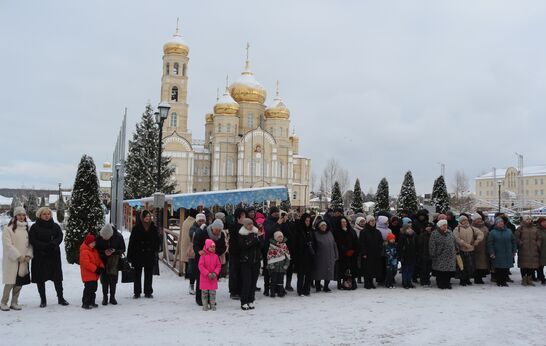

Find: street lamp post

[497,180,502,213]
[112,162,121,225]
[154,101,171,232]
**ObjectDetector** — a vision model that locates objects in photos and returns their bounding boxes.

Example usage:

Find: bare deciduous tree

[451,170,476,212]
[320,158,350,196]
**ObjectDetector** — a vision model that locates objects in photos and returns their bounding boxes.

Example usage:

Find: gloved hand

[96,267,105,275]
[18,255,26,263]
[208,272,216,280]
[200,224,207,230]
[345,249,355,257]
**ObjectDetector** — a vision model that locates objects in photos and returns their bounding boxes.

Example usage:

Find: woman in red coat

[79,233,105,309]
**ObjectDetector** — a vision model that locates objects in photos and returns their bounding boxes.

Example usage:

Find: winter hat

[355,216,365,225]
[437,214,448,221]
[211,219,224,230]
[84,233,96,246]
[437,220,448,228]
[36,206,52,219]
[204,238,215,252]
[243,218,254,226]
[99,224,114,239]
[377,215,389,228]
[365,215,375,223]
[458,215,468,223]
[273,231,284,242]
[317,221,328,229]
[196,213,206,222]
[13,206,26,217]
[402,217,412,226]
[473,214,482,220]
[215,212,225,220]
[494,217,504,225]
[269,206,280,214]
[386,233,396,242]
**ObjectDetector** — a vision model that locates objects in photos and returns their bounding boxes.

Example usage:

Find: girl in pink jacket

[198,239,221,311]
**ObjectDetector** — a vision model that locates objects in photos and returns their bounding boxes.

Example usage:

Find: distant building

[475,165,546,210]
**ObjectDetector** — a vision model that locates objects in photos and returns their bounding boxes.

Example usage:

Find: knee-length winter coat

[312,227,338,281]
[292,220,316,274]
[472,223,490,270]
[127,222,160,268]
[198,239,222,290]
[515,224,541,269]
[29,218,63,283]
[2,222,33,285]
[487,226,517,269]
[429,229,457,272]
[79,242,104,283]
[359,224,383,277]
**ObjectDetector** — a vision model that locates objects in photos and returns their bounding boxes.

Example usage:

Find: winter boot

[109,285,118,305]
[209,291,217,311]
[527,275,536,286]
[202,291,210,311]
[58,297,69,306]
[10,287,22,311]
[522,275,528,286]
[277,285,286,297]
[189,282,195,295]
[102,295,109,306]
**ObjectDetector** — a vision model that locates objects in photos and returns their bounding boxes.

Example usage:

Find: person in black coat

[292,213,316,296]
[417,222,434,286]
[29,207,69,308]
[397,218,418,289]
[96,224,126,305]
[262,207,282,295]
[333,216,359,290]
[228,208,246,299]
[127,210,160,298]
[359,216,384,289]
[238,218,264,310]
[193,219,227,306]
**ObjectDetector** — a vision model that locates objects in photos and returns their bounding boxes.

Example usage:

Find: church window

[227,123,231,133]
[171,86,178,102]
[247,113,254,128]
[173,63,179,75]
[226,159,234,175]
[182,64,187,76]
[293,191,297,200]
[166,63,170,75]
[169,112,178,128]
[217,123,222,133]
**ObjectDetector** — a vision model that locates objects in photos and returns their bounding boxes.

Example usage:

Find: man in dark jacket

[228,208,246,299]
[193,219,227,306]
[417,222,434,286]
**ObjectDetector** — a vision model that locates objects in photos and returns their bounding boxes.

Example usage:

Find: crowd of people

[2,205,546,312]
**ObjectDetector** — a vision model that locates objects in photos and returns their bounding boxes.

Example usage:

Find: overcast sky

[1,0,545,195]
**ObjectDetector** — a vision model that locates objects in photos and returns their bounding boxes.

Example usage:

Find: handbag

[120,256,135,283]
[456,254,464,271]
[16,262,31,286]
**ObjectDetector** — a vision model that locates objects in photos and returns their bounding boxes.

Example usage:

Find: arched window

[293,191,297,200]
[173,63,179,75]
[171,86,178,102]
[247,112,254,128]
[226,159,234,175]
[217,123,222,133]
[226,123,231,133]
[169,112,178,128]
[182,64,187,76]
[166,63,170,75]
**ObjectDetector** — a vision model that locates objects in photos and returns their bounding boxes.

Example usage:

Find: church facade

[159,23,311,209]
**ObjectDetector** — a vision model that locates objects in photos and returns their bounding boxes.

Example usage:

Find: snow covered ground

[1,229,545,346]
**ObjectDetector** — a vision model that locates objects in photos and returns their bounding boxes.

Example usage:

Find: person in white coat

[2,207,33,311]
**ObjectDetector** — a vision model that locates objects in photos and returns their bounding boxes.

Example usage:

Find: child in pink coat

[198,239,221,311]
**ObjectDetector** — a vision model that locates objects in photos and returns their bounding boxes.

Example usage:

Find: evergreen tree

[397,171,419,214]
[330,181,343,209]
[432,175,450,213]
[57,194,66,223]
[39,196,46,207]
[65,155,105,264]
[125,103,177,199]
[9,196,19,217]
[351,178,364,212]
[374,178,390,213]
[27,193,38,222]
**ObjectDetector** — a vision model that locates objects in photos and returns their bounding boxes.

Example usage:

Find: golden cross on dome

[175,17,181,36]
[216,87,219,102]
[244,42,251,70]
[276,80,280,97]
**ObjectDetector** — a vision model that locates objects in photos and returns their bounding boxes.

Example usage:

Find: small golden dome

[265,82,290,119]
[229,43,266,104]
[163,20,189,56]
[103,161,112,169]
[214,88,240,116]
[205,113,214,123]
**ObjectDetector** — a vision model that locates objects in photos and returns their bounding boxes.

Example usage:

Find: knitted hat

[437,214,448,221]
[386,233,396,241]
[99,224,114,239]
[211,219,224,230]
[365,215,375,223]
[494,217,504,225]
[243,218,254,226]
[402,217,412,226]
[215,212,225,220]
[473,214,482,220]
[273,231,284,242]
[458,215,468,223]
[13,206,26,216]
[84,233,96,246]
[437,220,448,228]
[196,213,206,222]
[355,216,365,225]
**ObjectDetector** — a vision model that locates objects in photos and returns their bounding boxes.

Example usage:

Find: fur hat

[355,216,365,225]
[215,212,225,220]
[243,218,254,226]
[211,219,224,230]
[84,233,96,246]
[36,206,52,219]
[196,213,206,222]
[273,231,284,242]
[99,224,114,239]
[386,233,396,241]
[437,219,448,228]
[365,215,375,223]
[13,206,26,217]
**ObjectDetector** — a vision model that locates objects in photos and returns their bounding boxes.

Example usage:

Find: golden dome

[205,113,214,123]
[229,43,266,104]
[103,161,112,169]
[214,87,240,116]
[163,19,189,56]
[265,82,290,119]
